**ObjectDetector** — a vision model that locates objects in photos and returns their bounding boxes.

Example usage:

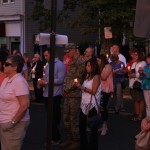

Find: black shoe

[115,111,119,114]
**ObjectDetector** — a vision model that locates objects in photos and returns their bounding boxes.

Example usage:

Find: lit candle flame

[127,66,130,71]
[106,54,109,59]
[74,78,78,83]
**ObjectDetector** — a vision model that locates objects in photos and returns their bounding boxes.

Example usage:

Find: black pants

[32,78,43,102]
[100,92,111,122]
[79,108,98,150]
[44,95,62,141]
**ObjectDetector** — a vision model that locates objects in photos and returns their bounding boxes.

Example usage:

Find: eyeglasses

[4,62,13,67]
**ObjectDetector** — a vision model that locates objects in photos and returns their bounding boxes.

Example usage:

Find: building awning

[0,14,23,21]
[6,23,21,37]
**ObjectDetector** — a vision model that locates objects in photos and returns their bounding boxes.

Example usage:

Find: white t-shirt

[129,61,146,88]
[118,54,127,67]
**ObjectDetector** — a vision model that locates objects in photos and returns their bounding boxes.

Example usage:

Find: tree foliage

[31,0,146,45]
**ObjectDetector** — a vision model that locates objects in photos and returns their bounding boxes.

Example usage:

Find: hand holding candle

[139,64,142,69]
[43,65,46,70]
[37,78,41,88]
[106,54,109,59]
[74,78,78,83]
[31,68,35,73]
[127,66,131,71]
[139,64,143,73]
[38,78,41,81]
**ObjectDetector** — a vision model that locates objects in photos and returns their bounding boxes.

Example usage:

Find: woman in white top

[75,58,101,150]
[128,50,146,121]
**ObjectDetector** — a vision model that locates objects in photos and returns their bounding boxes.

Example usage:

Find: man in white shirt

[110,44,127,67]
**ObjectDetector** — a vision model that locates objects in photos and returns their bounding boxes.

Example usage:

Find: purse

[86,95,102,130]
[121,81,126,89]
[135,130,150,150]
[133,80,142,90]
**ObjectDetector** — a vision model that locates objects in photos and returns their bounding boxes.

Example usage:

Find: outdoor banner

[104,27,112,39]
[35,33,68,45]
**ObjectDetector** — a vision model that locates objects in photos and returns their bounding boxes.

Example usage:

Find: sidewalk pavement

[22,87,141,150]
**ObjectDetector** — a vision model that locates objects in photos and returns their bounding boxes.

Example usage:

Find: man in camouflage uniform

[60,44,94,150]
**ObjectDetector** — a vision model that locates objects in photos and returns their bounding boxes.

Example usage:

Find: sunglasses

[4,62,13,67]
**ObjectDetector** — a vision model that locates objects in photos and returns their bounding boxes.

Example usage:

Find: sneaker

[59,140,72,148]
[44,140,61,147]
[98,127,102,132]
[86,127,92,132]
[101,127,108,136]
[51,140,61,146]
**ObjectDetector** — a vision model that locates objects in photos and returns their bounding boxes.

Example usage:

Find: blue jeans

[113,82,123,111]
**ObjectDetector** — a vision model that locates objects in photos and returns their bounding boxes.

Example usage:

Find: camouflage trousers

[63,97,81,140]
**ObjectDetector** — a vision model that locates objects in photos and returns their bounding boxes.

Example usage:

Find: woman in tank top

[74,58,101,150]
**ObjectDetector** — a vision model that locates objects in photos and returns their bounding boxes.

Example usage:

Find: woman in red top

[126,47,137,72]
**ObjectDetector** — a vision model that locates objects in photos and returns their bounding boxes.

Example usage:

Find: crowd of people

[0,43,150,150]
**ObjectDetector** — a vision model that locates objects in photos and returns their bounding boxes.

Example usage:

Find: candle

[32,68,35,72]
[139,64,142,68]
[121,64,123,68]
[74,78,78,83]
[127,66,130,71]
[106,54,109,59]
[38,78,41,81]
[43,65,46,70]
[139,64,143,70]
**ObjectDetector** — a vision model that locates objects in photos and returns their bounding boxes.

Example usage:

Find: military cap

[65,43,77,52]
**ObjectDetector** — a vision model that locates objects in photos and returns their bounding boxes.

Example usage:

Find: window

[1,0,15,4]
[10,0,15,2]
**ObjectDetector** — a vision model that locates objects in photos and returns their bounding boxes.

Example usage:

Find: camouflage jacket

[63,56,88,97]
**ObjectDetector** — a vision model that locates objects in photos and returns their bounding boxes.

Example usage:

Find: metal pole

[46,0,57,150]
[98,9,100,45]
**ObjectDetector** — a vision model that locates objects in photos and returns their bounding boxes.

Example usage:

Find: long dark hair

[97,54,109,72]
[85,58,100,80]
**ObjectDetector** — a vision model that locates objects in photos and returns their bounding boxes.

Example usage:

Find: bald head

[84,47,94,59]
[34,53,40,62]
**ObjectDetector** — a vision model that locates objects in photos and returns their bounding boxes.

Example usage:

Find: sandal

[136,116,144,121]
[131,116,143,122]
[131,114,138,121]
[131,116,140,122]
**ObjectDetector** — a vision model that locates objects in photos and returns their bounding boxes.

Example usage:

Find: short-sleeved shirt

[0,73,30,123]
[129,61,146,88]
[141,65,150,90]
[110,61,126,83]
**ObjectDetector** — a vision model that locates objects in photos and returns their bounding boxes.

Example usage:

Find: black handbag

[86,95,102,130]
[121,81,126,89]
[133,80,142,90]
